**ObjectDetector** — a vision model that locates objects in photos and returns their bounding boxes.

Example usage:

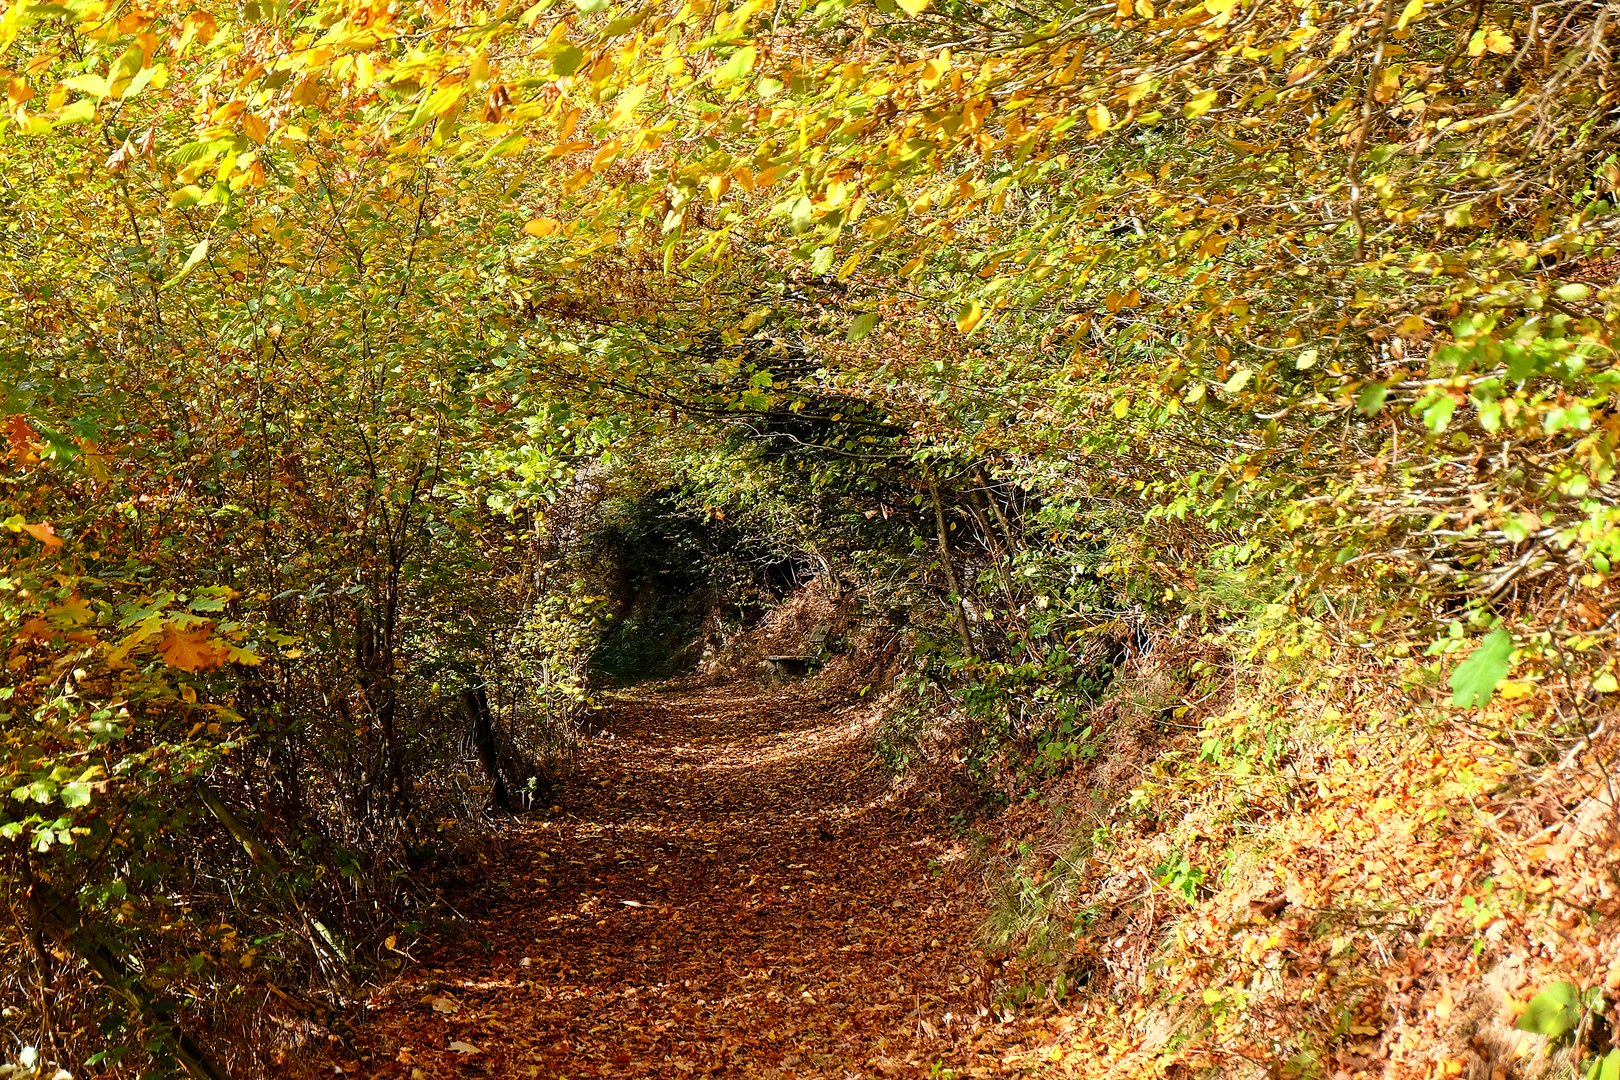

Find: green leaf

[1222,368,1252,394]
[847,312,879,341]
[711,45,757,87]
[1449,629,1513,709]
[1421,394,1457,432]
[1356,382,1389,415]
[1588,1049,1620,1080]
[1514,981,1578,1039]
[169,137,235,165]
[1502,341,1537,382]
[553,44,586,76]
[60,782,92,809]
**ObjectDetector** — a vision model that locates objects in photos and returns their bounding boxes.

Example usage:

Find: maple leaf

[159,624,229,672]
[6,414,38,463]
[20,520,62,548]
[47,596,92,625]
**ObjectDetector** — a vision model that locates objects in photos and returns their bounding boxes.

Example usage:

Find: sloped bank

[939,636,1620,1079]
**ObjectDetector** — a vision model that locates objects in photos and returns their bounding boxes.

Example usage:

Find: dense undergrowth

[4,0,1620,1074]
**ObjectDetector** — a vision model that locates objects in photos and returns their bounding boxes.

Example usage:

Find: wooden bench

[764,623,831,685]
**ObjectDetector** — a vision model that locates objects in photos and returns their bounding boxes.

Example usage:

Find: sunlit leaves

[1449,630,1513,709]
[166,238,210,288]
[1183,89,1218,119]
[711,46,756,87]
[847,312,880,341]
[1467,26,1515,57]
[1514,981,1580,1039]
[955,300,983,334]
[554,44,586,77]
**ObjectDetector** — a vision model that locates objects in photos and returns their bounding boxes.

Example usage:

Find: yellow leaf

[1087,103,1112,133]
[524,217,562,237]
[165,238,210,289]
[49,596,92,624]
[1134,0,1153,16]
[1483,27,1513,54]
[591,138,622,171]
[610,82,646,127]
[1395,0,1423,30]
[224,644,261,666]
[1184,89,1218,119]
[1328,23,1357,57]
[955,299,983,334]
[242,113,269,144]
[897,0,928,13]
[183,10,217,46]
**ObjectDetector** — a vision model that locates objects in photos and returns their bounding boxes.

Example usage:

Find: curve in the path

[331,683,990,1079]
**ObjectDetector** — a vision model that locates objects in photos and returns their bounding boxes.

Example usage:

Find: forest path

[330,681,992,1078]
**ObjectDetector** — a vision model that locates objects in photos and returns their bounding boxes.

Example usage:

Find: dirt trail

[329,682,991,1078]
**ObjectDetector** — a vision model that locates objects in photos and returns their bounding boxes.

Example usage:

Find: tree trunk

[929,481,977,658]
[464,685,511,811]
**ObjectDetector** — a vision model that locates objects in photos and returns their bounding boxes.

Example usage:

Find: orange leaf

[7,414,38,462]
[21,520,62,548]
[159,625,229,672]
